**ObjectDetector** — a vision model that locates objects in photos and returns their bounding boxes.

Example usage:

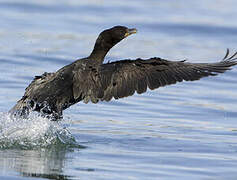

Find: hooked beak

[124,28,137,38]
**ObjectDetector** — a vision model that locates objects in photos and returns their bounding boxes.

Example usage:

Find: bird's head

[90,26,137,61]
[98,26,137,46]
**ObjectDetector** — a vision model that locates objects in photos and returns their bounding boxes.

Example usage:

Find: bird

[9,25,237,120]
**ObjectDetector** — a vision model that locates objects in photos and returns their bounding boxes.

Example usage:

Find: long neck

[89,37,115,64]
[89,46,110,64]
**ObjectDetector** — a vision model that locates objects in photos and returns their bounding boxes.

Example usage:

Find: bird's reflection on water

[22,173,71,180]
[0,145,85,179]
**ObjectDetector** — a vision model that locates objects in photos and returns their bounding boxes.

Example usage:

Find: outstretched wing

[73,50,237,103]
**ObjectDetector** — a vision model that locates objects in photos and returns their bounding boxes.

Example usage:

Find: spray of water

[0,111,78,149]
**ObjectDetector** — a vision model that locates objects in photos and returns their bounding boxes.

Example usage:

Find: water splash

[0,111,78,149]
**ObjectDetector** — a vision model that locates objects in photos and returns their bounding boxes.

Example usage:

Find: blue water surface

[0,0,237,179]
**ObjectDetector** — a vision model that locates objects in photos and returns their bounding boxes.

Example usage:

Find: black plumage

[10,26,237,120]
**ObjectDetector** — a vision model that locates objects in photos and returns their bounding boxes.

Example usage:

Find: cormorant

[10,26,237,120]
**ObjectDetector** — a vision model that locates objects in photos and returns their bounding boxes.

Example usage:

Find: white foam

[0,112,76,149]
